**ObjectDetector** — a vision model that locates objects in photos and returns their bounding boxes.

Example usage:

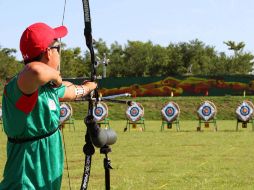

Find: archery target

[197,101,217,121]
[161,102,180,122]
[236,101,254,122]
[126,102,144,122]
[60,103,73,124]
[93,102,108,122]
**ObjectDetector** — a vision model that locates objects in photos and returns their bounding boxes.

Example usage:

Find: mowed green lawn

[0,120,254,190]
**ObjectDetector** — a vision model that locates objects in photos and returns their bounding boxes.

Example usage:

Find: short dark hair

[23,52,44,65]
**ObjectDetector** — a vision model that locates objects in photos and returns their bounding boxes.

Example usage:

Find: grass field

[1,120,254,190]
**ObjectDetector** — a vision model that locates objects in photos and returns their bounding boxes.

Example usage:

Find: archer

[0,22,97,190]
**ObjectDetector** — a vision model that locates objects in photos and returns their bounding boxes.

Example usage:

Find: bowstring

[60,0,72,190]
[61,0,67,26]
[58,0,67,72]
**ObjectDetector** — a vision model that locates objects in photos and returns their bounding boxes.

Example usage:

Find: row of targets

[59,101,146,131]
[59,100,254,131]
[194,100,254,131]
[60,102,109,124]
[197,100,254,124]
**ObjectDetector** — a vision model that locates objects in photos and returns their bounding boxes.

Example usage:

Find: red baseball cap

[20,22,68,62]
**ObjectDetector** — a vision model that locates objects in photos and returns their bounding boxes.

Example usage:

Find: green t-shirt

[0,76,66,190]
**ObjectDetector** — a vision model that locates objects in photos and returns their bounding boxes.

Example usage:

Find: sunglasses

[49,45,61,53]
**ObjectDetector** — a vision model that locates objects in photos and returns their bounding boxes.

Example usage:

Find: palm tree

[223,41,245,56]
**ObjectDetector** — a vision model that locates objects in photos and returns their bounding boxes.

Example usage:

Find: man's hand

[82,80,97,93]
[51,72,62,87]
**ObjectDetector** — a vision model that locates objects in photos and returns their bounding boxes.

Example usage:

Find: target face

[240,106,250,116]
[197,101,216,121]
[202,106,212,116]
[59,103,72,124]
[130,107,140,117]
[60,107,68,117]
[93,102,108,122]
[94,107,104,117]
[161,102,180,122]
[165,107,175,117]
[236,101,254,122]
[126,102,144,122]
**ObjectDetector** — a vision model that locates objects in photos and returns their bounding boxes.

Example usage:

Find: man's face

[48,40,61,70]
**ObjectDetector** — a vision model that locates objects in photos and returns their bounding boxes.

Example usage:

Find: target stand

[198,118,217,132]
[97,118,111,129]
[161,119,180,132]
[235,100,254,131]
[236,119,254,131]
[197,101,218,132]
[125,102,145,132]
[160,101,180,132]
[64,117,76,131]
[125,117,145,132]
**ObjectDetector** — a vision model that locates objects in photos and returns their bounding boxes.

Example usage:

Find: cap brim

[54,26,68,39]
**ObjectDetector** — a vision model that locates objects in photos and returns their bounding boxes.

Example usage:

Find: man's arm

[60,81,97,101]
[17,62,62,95]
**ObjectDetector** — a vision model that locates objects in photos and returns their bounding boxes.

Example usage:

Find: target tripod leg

[160,121,164,132]
[176,119,180,132]
[197,119,201,131]
[142,119,145,131]
[214,119,218,132]
[123,120,128,132]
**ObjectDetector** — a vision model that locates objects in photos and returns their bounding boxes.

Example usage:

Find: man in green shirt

[0,22,97,190]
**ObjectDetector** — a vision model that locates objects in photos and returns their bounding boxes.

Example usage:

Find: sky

[0,0,254,60]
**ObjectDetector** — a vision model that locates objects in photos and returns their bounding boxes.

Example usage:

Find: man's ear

[44,48,52,60]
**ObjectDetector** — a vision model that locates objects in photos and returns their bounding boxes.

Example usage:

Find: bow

[80,1,132,189]
[80,2,95,189]
[59,1,131,189]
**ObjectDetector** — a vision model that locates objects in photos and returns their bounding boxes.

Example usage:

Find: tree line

[0,39,253,82]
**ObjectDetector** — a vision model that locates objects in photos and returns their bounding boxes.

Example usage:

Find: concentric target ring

[202,106,212,117]
[94,107,104,117]
[165,107,175,117]
[239,106,250,116]
[60,107,68,117]
[130,107,140,117]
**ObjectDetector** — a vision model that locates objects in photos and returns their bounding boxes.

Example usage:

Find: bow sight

[80,0,132,189]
